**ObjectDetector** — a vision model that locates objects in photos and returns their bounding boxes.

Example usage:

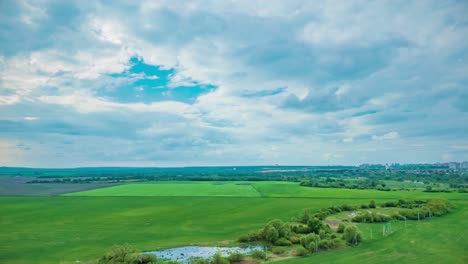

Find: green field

[65,182,262,197]
[67,181,468,200]
[276,201,468,264]
[1,181,467,264]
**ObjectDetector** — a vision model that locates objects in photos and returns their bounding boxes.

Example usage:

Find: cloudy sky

[0,0,467,167]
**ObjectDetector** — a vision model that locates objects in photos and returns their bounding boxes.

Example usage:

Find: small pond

[146,245,263,263]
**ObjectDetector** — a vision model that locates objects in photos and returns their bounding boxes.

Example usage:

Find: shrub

[250,250,266,260]
[319,229,328,239]
[126,253,156,264]
[292,224,310,234]
[369,200,376,208]
[337,223,346,233]
[99,244,156,264]
[238,232,261,242]
[274,237,292,246]
[272,246,287,255]
[294,247,309,256]
[343,226,362,245]
[264,226,279,244]
[318,239,333,250]
[190,257,210,264]
[289,235,301,244]
[328,206,342,213]
[211,252,229,264]
[300,233,320,252]
[306,218,323,234]
[426,199,452,216]
[341,204,356,211]
[352,212,391,223]
[227,252,244,263]
[381,201,398,207]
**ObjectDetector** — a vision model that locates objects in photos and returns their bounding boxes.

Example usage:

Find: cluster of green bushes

[380,199,426,208]
[397,199,452,220]
[308,201,376,220]
[351,211,392,223]
[98,244,156,264]
[238,210,363,256]
[189,251,252,264]
[300,178,387,190]
[351,199,452,223]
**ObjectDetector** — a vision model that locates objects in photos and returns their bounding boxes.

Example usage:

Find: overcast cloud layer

[1,0,467,167]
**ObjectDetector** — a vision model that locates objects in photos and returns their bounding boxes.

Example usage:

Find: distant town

[358,161,468,171]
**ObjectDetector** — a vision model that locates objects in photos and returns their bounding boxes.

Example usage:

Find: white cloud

[372,132,400,141]
[0,0,467,166]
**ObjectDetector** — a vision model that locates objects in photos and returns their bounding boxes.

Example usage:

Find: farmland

[67,181,468,200]
[0,181,467,264]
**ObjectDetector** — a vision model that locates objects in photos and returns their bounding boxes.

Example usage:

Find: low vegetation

[0,180,464,264]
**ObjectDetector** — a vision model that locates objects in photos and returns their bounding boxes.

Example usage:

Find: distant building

[461,162,468,170]
[448,162,460,170]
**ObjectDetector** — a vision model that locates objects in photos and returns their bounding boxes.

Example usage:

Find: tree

[307,217,323,234]
[264,226,279,244]
[369,200,376,208]
[300,233,320,252]
[343,226,362,245]
[337,223,346,233]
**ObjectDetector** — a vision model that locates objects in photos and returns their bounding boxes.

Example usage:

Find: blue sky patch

[98,57,216,104]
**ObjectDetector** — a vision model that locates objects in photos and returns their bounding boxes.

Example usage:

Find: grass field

[276,201,468,264]
[67,181,468,200]
[0,196,366,264]
[1,181,467,264]
[64,182,262,197]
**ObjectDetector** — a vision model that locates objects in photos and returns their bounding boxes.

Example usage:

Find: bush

[337,223,346,233]
[99,244,156,264]
[426,199,452,216]
[190,257,210,264]
[211,252,229,264]
[238,232,261,242]
[341,204,356,211]
[250,250,266,260]
[369,200,376,208]
[352,212,391,223]
[294,247,309,256]
[318,239,333,250]
[274,237,292,246]
[343,226,362,245]
[292,224,310,234]
[300,233,320,252]
[124,253,156,264]
[307,218,323,234]
[328,206,342,213]
[227,252,244,263]
[272,246,287,255]
[381,201,398,207]
[289,235,301,244]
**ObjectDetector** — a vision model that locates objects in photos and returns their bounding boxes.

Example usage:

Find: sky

[0,0,467,167]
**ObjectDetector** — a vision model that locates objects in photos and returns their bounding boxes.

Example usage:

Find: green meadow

[276,201,468,264]
[65,182,262,197]
[67,181,468,200]
[1,181,467,264]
